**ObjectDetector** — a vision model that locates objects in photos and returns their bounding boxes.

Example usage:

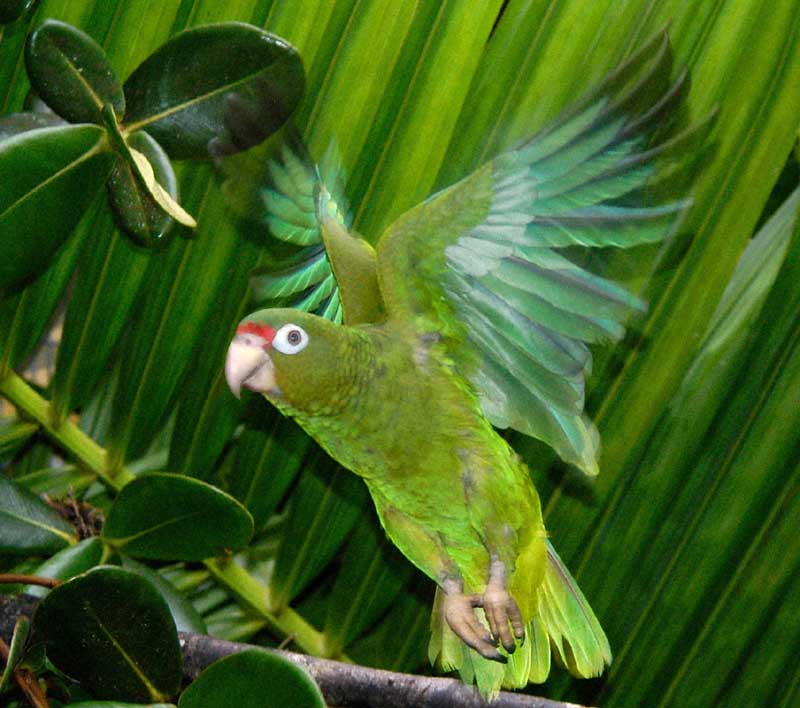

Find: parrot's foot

[442,579,505,661]
[482,559,525,654]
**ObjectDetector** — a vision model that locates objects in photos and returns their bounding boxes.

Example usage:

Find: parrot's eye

[272,324,309,355]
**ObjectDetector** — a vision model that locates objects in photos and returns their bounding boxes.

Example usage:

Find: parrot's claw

[442,588,505,662]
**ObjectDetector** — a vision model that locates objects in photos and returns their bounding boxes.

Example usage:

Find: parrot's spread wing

[249,142,350,323]
[376,34,705,476]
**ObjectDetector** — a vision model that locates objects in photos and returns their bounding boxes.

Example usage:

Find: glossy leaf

[0,124,113,292]
[0,473,76,554]
[33,565,182,702]
[123,23,305,159]
[0,615,28,695]
[102,473,253,561]
[107,130,180,244]
[25,536,105,598]
[128,146,195,226]
[25,19,124,124]
[0,111,65,141]
[121,556,207,633]
[178,649,325,708]
[0,0,34,25]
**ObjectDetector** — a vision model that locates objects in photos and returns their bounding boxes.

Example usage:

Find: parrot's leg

[369,491,504,660]
[480,554,525,653]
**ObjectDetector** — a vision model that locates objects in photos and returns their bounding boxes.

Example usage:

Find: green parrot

[224,33,700,695]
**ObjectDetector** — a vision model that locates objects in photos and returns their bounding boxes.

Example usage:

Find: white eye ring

[272,323,309,355]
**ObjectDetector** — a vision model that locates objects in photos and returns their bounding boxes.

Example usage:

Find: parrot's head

[224,308,346,412]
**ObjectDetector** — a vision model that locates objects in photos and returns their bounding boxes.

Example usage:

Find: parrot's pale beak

[224,333,279,398]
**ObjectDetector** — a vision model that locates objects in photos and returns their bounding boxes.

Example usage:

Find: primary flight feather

[224,32,700,695]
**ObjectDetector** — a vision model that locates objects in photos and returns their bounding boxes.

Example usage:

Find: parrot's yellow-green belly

[290,327,546,594]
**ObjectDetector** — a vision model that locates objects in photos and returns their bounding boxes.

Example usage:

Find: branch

[0,595,591,708]
[0,574,60,589]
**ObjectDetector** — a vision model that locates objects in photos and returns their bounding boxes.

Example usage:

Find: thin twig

[0,633,50,708]
[0,575,60,589]
[15,668,50,708]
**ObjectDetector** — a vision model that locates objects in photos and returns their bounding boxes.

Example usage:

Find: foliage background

[1,1,800,707]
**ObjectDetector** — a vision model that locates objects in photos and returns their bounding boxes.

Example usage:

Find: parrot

[223,32,703,695]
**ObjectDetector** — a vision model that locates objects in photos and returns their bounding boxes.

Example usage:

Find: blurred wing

[377,33,704,476]
[249,141,350,324]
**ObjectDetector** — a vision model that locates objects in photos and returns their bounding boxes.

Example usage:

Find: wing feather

[249,142,351,323]
[376,32,702,475]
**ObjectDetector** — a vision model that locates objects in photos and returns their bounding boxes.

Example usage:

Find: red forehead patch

[237,321,276,344]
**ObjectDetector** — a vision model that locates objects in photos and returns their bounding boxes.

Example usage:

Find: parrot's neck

[267,324,411,479]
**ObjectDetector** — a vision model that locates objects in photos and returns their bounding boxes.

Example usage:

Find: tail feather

[538,540,612,678]
[428,541,610,697]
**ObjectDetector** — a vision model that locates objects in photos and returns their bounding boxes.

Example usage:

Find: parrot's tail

[429,540,611,697]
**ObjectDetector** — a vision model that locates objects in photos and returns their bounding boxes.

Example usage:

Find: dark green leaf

[24,19,124,124]
[0,616,29,693]
[33,566,182,702]
[121,556,207,633]
[226,411,310,529]
[324,521,412,653]
[104,184,256,466]
[107,130,177,244]
[102,473,253,561]
[0,0,34,25]
[49,209,151,426]
[25,537,105,598]
[271,462,365,608]
[0,205,88,372]
[0,111,65,141]
[349,587,430,673]
[0,124,113,292]
[166,233,261,481]
[0,474,76,554]
[123,22,304,159]
[0,419,37,460]
[178,649,325,708]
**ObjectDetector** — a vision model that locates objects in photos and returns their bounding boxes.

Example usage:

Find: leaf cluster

[0,16,302,289]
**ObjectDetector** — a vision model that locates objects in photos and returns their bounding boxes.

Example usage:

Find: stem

[206,557,342,661]
[0,635,50,708]
[0,371,339,661]
[0,372,133,490]
[0,575,60,589]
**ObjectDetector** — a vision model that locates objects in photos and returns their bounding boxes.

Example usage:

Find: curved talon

[443,592,505,661]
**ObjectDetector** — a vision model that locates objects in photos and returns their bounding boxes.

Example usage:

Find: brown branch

[15,667,50,708]
[179,633,591,708]
[0,594,591,708]
[1,632,50,708]
[0,574,61,589]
